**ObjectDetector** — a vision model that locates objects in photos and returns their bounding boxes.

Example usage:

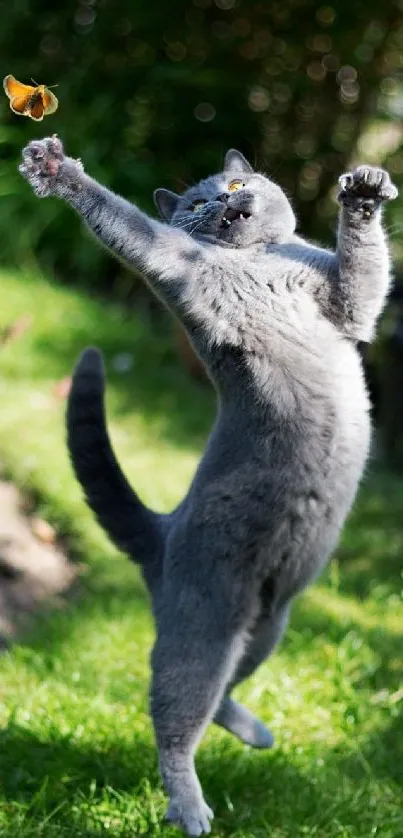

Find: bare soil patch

[0,481,76,644]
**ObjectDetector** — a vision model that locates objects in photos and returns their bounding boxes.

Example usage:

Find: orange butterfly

[3,74,58,121]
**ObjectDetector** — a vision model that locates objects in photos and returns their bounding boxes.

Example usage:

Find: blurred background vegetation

[0,8,402,834]
[1,0,403,461]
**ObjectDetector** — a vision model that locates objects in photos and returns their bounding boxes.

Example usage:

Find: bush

[1,0,403,292]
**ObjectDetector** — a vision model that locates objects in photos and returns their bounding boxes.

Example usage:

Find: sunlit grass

[0,269,401,837]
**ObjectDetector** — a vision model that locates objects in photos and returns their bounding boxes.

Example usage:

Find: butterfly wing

[42,88,58,116]
[28,97,45,121]
[9,94,30,116]
[3,74,35,101]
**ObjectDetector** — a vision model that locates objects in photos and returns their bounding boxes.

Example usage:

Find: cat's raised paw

[338,166,398,203]
[166,795,214,836]
[19,135,74,198]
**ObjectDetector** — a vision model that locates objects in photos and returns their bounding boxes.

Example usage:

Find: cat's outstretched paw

[338,166,398,204]
[166,794,214,836]
[19,136,83,198]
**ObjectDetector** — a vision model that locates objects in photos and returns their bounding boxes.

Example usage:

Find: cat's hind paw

[166,795,214,836]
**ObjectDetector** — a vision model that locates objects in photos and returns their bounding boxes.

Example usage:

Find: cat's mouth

[220,207,251,228]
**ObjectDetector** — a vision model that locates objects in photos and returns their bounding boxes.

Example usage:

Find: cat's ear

[224,149,254,175]
[153,188,181,221]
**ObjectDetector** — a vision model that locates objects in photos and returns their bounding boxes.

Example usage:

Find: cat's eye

[191,200,206,212]
[228,179,244,193]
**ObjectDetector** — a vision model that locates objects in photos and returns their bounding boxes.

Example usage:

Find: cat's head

[153,149,296,247]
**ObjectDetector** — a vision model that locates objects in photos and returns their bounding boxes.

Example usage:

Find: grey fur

[20,137,397,836]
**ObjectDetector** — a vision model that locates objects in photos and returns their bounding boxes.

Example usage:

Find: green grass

[0,269,402,838]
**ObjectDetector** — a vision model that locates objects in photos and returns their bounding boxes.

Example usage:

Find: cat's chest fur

[194,242,335,364]
[192,241,370,451]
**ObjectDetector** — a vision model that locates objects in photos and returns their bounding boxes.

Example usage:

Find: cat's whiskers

[188,213,212,236]
[174,218,197,231]
[174,209,211,234]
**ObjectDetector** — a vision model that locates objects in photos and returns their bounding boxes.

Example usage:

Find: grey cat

[19,136,397,836]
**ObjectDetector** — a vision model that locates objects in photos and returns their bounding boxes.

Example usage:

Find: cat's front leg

[19,137,209,317]
[19,135,157,263]
[335,165,397,341]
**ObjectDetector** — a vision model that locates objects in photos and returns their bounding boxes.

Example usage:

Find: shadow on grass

[205,715,402,834]
[355,712,403,786]
[0,714,401,837]
[0,722,158,803]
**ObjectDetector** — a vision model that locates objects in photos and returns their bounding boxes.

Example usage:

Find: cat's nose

[216,192,230,203]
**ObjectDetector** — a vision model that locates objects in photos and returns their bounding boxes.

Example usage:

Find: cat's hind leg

[214,601,290,749]
[150,570,252,835]
[214,696,274,749]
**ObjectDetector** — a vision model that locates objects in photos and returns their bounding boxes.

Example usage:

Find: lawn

[0,269,402,838]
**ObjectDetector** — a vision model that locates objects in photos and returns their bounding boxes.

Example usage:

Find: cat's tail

[66,348,166,570]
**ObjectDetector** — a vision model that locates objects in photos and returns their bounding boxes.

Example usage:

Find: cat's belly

[274,432,370,601]
[264,353,372,600]
[184,336,371,600]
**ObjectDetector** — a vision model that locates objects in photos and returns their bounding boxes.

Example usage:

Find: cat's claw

[338,165,398,202]
[19,136,82,198]
[19,136,66,196]
[166,796,214,836]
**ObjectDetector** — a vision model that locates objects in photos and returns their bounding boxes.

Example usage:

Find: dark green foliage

[1,0,403,289]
